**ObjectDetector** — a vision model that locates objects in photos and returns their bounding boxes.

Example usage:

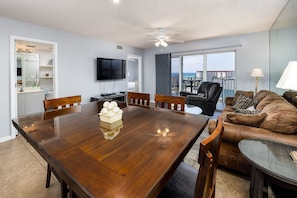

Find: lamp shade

[251,68,264,77]
[276,61,297,90]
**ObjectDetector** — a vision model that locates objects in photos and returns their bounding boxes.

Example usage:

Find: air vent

[117,45,123,50]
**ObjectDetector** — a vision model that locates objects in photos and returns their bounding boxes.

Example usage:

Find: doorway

[127,54,142,92]
[10,36,58,138]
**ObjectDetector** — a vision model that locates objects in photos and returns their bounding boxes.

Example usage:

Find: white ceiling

[0,0,288,49]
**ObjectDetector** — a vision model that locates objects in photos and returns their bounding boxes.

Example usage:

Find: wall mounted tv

[97,57,126,80]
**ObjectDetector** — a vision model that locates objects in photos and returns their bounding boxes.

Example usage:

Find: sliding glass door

[171,51,235,102]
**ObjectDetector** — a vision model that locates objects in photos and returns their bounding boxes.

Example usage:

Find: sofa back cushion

[253,90,279,103]
[260,101,297,134]
[256,94,285,111]
[283,91,297,108]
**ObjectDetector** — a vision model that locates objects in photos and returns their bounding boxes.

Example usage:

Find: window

[171,51,236,102]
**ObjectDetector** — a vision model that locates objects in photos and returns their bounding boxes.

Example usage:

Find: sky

[172,52,235,73]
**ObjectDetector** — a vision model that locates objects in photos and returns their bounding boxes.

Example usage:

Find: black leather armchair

[180,82,222,116]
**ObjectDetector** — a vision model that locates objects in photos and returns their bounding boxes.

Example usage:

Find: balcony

[171,71,235,104]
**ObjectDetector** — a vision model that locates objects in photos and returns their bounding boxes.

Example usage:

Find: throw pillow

[232,95,258,110]
[232,90,254,105]
[225,112,267,127]
[235,108,261,114]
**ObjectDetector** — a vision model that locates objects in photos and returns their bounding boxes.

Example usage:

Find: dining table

[12,101,209,198]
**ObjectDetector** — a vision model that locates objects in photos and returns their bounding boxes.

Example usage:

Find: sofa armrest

[187,95,211,102]
[180,91,197,97]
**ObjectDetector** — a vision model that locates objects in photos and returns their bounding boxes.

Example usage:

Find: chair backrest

[206,83,221,101]
[197,82,213,94]
[43,105,82,120]
[195,116,224,198]
[127,92,150,106]
[43,95,81,111]
[155,94,186,111]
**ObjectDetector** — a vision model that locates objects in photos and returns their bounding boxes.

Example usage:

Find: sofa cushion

[225,112,267,127]
[283,91,297,108]
[253,90,279,103]
[260,101,297,134]
[256,94,284,111]
[232,90,254,105]
[232,95,258,110]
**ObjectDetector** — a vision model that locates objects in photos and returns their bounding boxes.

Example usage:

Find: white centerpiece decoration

[99,101,123,123]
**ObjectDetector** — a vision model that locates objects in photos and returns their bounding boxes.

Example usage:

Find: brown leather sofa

[208,90,297,175]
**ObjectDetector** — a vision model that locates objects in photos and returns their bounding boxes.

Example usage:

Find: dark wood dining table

[12,101,209,198]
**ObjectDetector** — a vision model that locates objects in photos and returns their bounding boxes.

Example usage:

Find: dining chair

[155,94,186,111]
[43,95,81,188]
[43,95,81,111]
[127,92,150,107]
[158,116,224,198]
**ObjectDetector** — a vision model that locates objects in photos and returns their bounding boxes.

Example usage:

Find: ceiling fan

[146,28,183,48]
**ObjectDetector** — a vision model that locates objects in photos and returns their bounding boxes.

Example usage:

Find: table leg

[250,166,265,198]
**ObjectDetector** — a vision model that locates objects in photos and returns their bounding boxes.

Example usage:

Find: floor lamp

[251,68,264,93]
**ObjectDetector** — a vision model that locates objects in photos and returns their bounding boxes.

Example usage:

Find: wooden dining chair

[43,95,81,188]
[43,95,81,111]
[155,94,186,111]
[127,92,150,107]
[158,116,224,198]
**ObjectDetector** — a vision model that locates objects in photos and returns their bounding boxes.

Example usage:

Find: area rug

[183,127,208,170]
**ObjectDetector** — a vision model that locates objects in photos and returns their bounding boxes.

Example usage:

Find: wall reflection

[270,0,297,94]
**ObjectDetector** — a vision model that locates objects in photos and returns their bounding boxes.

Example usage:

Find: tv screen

[97,58,126,80]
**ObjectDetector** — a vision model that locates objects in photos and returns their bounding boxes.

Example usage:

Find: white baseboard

[0,135,14,143]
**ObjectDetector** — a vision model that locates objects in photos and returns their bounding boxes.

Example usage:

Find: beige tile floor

[0,135,60,198]
[0,133,251,198]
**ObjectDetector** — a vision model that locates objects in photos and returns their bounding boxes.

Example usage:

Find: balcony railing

[171,71,235,103]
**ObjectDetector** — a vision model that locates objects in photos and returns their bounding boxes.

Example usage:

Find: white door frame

[10,35,58,138]
[127,54,142,92]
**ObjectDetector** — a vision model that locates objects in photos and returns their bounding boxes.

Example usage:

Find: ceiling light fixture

[155,39,168,47]
[113,0,120,3]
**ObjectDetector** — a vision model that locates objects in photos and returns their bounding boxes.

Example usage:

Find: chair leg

[46,163,52,188]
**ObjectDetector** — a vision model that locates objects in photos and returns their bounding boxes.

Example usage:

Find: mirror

[17,53,40,88]
[270,0,297,94]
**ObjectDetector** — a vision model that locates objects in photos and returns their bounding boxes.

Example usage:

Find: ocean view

[172,72,196,78]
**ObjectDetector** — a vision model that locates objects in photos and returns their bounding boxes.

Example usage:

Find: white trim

[127,54,142,92]
[0,136,13,143]
[10,35,58,139]
[171,44,241,57]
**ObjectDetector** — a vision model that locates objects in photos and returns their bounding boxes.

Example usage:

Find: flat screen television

[97,57,126,80]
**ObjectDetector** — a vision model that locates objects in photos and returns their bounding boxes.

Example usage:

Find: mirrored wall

[270,0,297,94]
